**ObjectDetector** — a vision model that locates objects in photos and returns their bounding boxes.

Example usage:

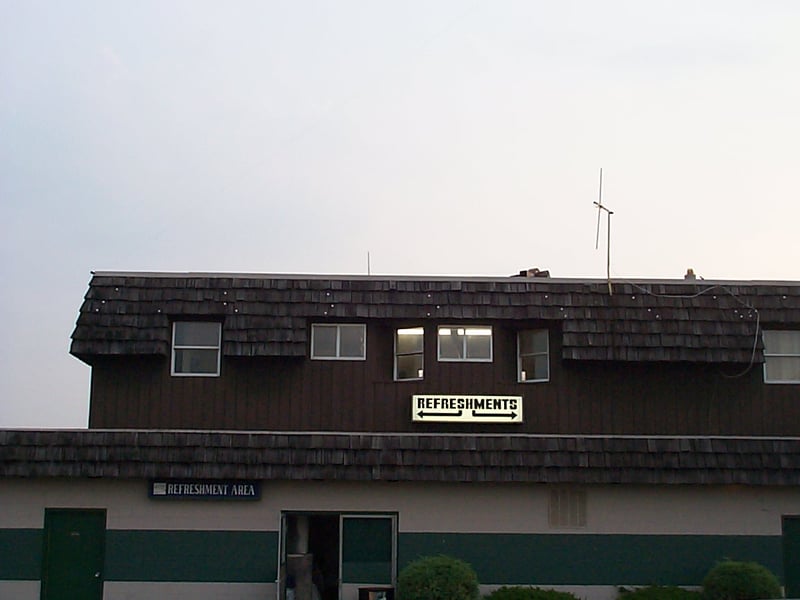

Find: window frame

[436,325,493,362]
[394,326,425,381]
[310,323,367,361]
[763,330,800,384]
[171,321,222,377]
[517,329,550,383]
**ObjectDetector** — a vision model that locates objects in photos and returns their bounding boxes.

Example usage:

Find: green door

[41,509,106,600]
[784,516,800,598]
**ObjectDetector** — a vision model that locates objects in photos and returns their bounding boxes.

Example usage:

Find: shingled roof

[70,272,800,364]
[2,430,800,485]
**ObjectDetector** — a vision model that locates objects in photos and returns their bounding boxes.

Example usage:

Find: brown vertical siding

[88,322,795,435]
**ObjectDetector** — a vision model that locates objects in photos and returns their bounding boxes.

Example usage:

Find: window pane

[765,357,800,382]
[174,348,219,374]
[396,354,423,380]
[341,517,393,584]
[339,325,365,358]
[175,322,220,346]
[396,328,424,354]
[438,329,464,359]
[521,355,549,381]
[520,330,547,355]
[312,325,337,357]
[466,332,492,359]
[764,331,800,354]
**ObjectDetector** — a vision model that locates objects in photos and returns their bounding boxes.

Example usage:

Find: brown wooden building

[72,272,799,435]
[2,271,800,600]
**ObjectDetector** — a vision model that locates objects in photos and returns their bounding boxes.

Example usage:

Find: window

[548,488,586,529]
[437,325,492,361]
[518,329,549,382]
[171,322,221,376]
[395,327,424,380]
[763,330,800,383]
[311,324,366,360]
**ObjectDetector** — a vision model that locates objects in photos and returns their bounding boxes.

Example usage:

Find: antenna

[592,168,614,295]
[367,251,371,276]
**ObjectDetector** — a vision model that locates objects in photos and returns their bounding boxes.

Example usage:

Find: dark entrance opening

[284,513,340,600]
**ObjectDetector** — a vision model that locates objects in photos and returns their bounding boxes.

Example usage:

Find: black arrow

[471,411,518,419]
[417,410,463,419]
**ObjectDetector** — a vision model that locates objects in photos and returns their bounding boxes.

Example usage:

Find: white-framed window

[518,329,549,382]
[548,488,587,529]
[311,324,366,360]
[763,330,800,383]
[171,321,222,376]
[437,325,492,362]
[395,327,424,380]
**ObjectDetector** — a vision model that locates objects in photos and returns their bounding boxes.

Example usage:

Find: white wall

[2,478,798,535]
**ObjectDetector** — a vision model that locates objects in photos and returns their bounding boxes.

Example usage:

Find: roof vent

[513,268,550,278]
[684,268,696,281]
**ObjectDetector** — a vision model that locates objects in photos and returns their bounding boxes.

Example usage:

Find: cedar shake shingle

[71,273,800,364]
[2,430,799,485]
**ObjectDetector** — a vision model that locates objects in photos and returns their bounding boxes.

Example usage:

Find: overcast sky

[2,1,799,428]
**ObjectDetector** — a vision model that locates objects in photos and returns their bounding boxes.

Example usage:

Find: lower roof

[2,430,799,486]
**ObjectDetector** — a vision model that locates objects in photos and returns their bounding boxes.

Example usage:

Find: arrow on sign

[417,410,463,419]
[471,410,518,419]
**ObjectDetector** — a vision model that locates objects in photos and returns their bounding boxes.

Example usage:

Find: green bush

[398,555,479,600]
[702,561,781,600]
[618,586,702,600]
[484,586,580,600]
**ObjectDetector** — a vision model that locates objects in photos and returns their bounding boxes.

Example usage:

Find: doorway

[281,512,396,600]
[41,508,106,600]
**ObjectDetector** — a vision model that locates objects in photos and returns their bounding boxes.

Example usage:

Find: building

[2,271,800,600]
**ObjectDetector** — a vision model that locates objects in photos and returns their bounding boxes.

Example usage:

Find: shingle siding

[2,430,799,485]
[71,273,799,364]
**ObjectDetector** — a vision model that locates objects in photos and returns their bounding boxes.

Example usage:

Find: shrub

[702,561,781,600]
[398,555,479,600]
[485,586,581,600]
[618,586,702,600]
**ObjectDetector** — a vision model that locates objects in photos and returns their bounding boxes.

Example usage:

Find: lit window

[437,326,492,362]
[395,327,424,380]
[763,330,800,383]
[311,324,366,360]
[518,329,549,382]
[548,488,586,529]
[171,322,221,376]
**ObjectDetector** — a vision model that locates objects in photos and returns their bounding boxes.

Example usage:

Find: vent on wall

[548,488,587,529]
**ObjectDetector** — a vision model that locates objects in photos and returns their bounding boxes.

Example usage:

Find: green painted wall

[0,528,783,587]
[399,533,783,586]
[105,530,278,582]
[0,529,41,580]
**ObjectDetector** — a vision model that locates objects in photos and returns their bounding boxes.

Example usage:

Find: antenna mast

[593,168,614,295]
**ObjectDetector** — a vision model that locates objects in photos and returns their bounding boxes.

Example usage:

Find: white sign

[412,395,523,423]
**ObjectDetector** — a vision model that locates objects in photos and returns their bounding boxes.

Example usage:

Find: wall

[2,478,798,600]
[88,321,800,434]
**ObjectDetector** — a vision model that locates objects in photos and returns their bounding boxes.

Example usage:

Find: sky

[1,1,799,428]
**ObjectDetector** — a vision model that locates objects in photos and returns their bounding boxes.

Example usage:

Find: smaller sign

[412,395,523,423]
[149,479,261,500]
